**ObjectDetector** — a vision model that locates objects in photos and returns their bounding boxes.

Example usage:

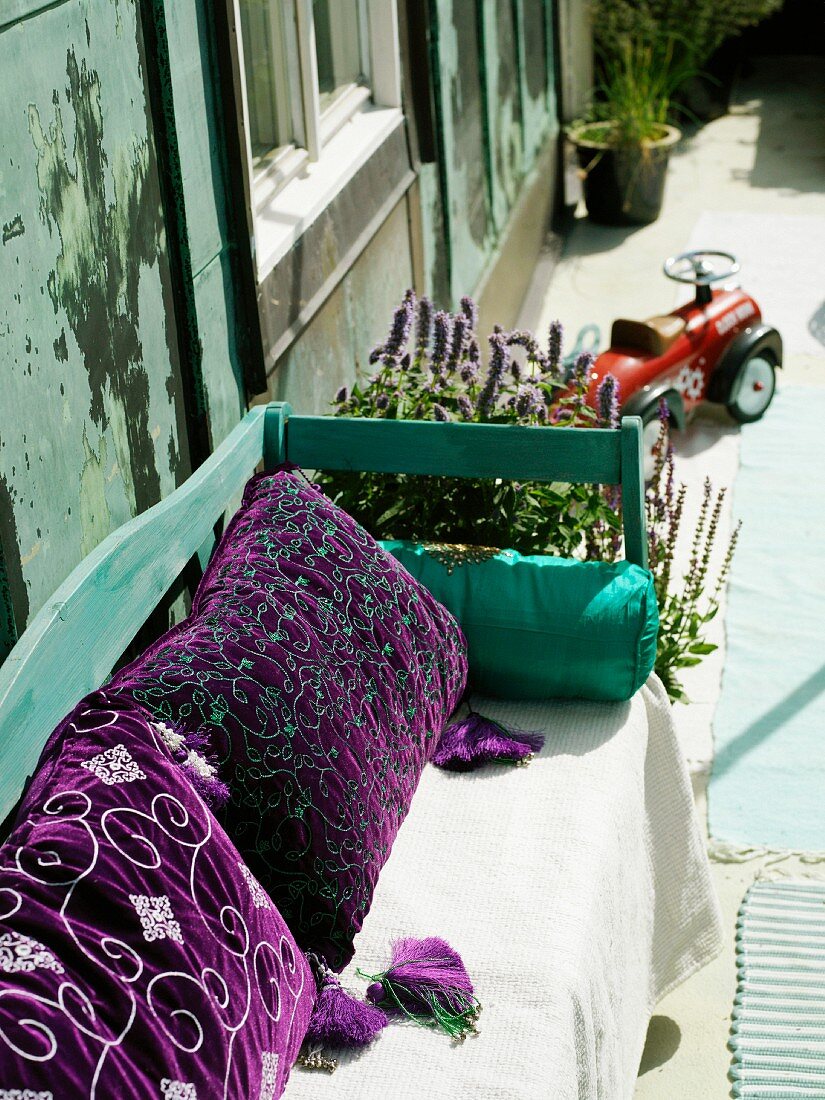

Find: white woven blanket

[285,676,722,1099]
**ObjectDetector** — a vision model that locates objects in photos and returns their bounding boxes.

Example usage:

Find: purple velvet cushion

[109,469,467,967]
[0,692,313,1099]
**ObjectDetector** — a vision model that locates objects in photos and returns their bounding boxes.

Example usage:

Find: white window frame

[233,0,403,282]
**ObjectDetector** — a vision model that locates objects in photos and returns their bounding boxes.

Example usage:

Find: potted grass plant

[568,36,687,225]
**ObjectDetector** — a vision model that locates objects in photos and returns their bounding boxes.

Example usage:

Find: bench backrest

[0,402,645,820]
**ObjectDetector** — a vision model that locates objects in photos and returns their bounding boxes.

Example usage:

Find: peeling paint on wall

[0,474,28,647]
[428,0,557,304]
[1,215,25,245]
[79,427,111,558]
[0,0,191,634]
[28,47,163,512]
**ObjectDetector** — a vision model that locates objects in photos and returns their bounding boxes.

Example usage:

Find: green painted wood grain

[158,0,257,443]
[430,0,492,303]
[193,252,246,446]
[620,418,647,570]
[479,0,522,231]
[517,0,557,172]
[162,0,228,275]
[288,415,620,481]
[427,0,558,303]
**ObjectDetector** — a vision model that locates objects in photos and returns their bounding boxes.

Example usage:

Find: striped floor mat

[732,882,825,1096]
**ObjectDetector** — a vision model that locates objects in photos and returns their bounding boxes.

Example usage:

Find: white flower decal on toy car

[675,365,705,400]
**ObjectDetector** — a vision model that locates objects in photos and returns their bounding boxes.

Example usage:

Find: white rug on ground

[709,386,825,851]
[682,212,825,359]
[285,676,723,1100]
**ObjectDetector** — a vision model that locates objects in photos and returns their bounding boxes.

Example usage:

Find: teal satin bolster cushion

[379,541,659,701]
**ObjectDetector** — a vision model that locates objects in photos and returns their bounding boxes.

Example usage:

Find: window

[234,1,402,273]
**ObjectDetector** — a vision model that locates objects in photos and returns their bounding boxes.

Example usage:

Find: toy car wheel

[727,352,776,424]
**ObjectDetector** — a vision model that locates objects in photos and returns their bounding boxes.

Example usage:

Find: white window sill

[253,105,404,283]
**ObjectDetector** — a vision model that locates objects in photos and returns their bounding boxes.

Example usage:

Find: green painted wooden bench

[0,403,645,822]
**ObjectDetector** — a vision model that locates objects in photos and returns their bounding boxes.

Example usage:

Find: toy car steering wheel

[663,250,740,286]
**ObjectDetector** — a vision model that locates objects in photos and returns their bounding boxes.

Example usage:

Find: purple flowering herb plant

[645,401,741,703]
[321,292,739,702]
[320,290,622,562]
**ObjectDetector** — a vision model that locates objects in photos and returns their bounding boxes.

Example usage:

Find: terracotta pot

[568,122,681,226]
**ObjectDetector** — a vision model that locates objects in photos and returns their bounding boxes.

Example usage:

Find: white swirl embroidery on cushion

[0,990,59,1059]
[0,890,23,923]
[100,795,210,876]
[237,863,270,909]
[94,936,145,984]
[0,934,63,976]
[56,980,137,1047]
[252,942,283,1022]
[81,744,146,785]
[14,791,97,888]
[129,895,183,943]
[279,932,309,1050]
[146,972,206,1053]
[160,1081,197,1099]
[258,1052,279,1100]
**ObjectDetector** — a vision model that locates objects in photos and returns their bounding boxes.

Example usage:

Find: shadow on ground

[638,1016,682,1075]
[738,58,825,194]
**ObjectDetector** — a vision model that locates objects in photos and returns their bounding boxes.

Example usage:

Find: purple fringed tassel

[305,954,387,1049]
[432,711,545,771]
[362,937,481,1040]
[186,769,230,810]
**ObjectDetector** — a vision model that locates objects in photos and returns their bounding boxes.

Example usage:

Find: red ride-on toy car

[584,250,782,476]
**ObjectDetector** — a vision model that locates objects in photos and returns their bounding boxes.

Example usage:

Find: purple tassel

[362,937,481,1040]
[305,955,387,1049]
[186,770,230,810]
[432,712,545,771]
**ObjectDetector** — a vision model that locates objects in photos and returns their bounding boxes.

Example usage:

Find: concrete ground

[522,56,825,1098]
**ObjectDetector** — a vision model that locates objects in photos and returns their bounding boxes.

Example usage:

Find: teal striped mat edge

[731,881,825,1098]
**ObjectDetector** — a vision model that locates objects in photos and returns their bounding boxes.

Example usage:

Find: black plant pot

[570,123,681,226]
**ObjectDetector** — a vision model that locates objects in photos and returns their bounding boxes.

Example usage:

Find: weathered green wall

[0,0,192,651]
[425,0,558,306]
[0,0,257,659]
[159,0,251,446]
[270,198,415,415]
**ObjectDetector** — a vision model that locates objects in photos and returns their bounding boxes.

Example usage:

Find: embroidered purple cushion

[0,692,313,1099]
[109,470,467,968]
